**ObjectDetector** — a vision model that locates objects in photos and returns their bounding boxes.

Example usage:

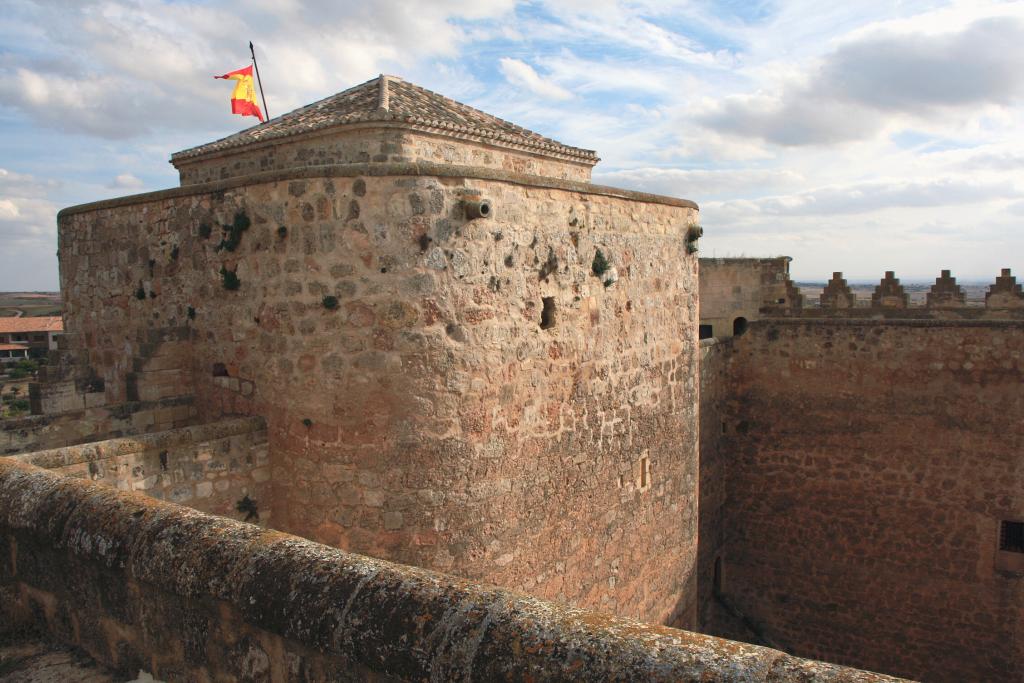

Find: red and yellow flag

[215,65,263,122]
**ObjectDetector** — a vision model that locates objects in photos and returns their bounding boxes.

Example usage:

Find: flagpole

[249,41,270,121]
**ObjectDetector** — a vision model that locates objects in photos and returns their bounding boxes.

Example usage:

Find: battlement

[870,271,910,309]
[812,268,1024,318]
[986,267,1024,308]
[701,261,1024,336]
[926,269,966,308]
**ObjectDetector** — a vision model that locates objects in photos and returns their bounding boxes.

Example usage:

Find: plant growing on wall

[277,226,288,239]
[538,247,558,281]
[322,295,339,310]
[5,398,29,416]
[236,495,259,522]
[198,223,212,239]
[216,211,252,252]
[220,266,240,290]
[592,248,619,287]
[135,286,146,300]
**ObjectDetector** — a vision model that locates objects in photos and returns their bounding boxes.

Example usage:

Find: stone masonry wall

[1,396,196,456]
[57,164,700,626]
[176,128,593,186]
[697,338,729,630]
[0,458,905,683]
[716,318,1024,681]
[698,257,796,338]
[11,416,270,523]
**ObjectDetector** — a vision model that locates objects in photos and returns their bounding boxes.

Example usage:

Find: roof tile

[0,317,63,334]
[172,75,597,164]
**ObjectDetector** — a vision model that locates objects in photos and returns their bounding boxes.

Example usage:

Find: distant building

[0,316,62,362]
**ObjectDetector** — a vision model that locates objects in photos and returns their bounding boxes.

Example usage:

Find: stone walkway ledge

[0,459,907,683]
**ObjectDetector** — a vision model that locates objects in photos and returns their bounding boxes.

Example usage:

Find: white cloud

[498,58,573,100]
[594,167,805,200]
[0,0,518,139]
[109,173,144,189]
[705,176,1023,218]
[698,15,1024,146]
[0,168,59,289]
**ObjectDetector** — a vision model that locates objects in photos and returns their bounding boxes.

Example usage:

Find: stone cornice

[58,161,698,218]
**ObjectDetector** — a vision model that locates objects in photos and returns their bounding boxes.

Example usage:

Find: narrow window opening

[639,456,650,489]
[733,317,748,336]
[1000,521,1024,553]
[699,324,713,340]
[540,297,556,329]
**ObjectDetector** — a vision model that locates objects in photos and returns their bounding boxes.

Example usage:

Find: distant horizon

[2,267,1018,295]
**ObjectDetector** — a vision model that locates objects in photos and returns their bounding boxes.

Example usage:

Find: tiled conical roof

[172,75,597,164]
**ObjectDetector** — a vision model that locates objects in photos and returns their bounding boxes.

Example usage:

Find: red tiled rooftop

[0,316,63,334]
[172,75,598,164]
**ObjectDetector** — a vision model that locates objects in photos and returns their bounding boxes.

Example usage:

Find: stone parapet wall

[58,162,696,218]
[700,261,1024,331]
[11,416,269,522]
[1,395,196,456]
[175,127,595,186]
[57,160,701,626]
[0,458,904,683]
[713,318,1024,681]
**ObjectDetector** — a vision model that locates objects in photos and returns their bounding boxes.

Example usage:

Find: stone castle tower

[56,75,702,625]
[9,74,1021,683]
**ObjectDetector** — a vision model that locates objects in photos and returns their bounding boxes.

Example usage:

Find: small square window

[1000,521,1024,553]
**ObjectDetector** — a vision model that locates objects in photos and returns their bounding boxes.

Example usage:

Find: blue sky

[2,0,1024,289]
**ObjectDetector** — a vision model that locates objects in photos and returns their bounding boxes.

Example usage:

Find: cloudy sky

[2,0,1023,289]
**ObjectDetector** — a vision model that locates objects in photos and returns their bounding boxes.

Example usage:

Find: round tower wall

[56,167,699,626]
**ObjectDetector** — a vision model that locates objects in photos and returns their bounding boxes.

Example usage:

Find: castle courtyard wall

[2,395,196,456]
[11,416,270,522]
[0,458,906,683]
[711,318,1024,681]
[57,163,701,626]
[697,337,729,631]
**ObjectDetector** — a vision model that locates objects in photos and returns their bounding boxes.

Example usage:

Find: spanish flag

[215,65,264,122]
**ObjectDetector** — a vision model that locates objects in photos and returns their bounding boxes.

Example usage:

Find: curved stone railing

[57,161,697,219]
[0,458,905,682]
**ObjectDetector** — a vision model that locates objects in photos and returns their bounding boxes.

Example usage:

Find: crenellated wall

[701,318,1024,681]
[0,458,905,683]
[56,161,701,626]
[700,261,1024,329]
